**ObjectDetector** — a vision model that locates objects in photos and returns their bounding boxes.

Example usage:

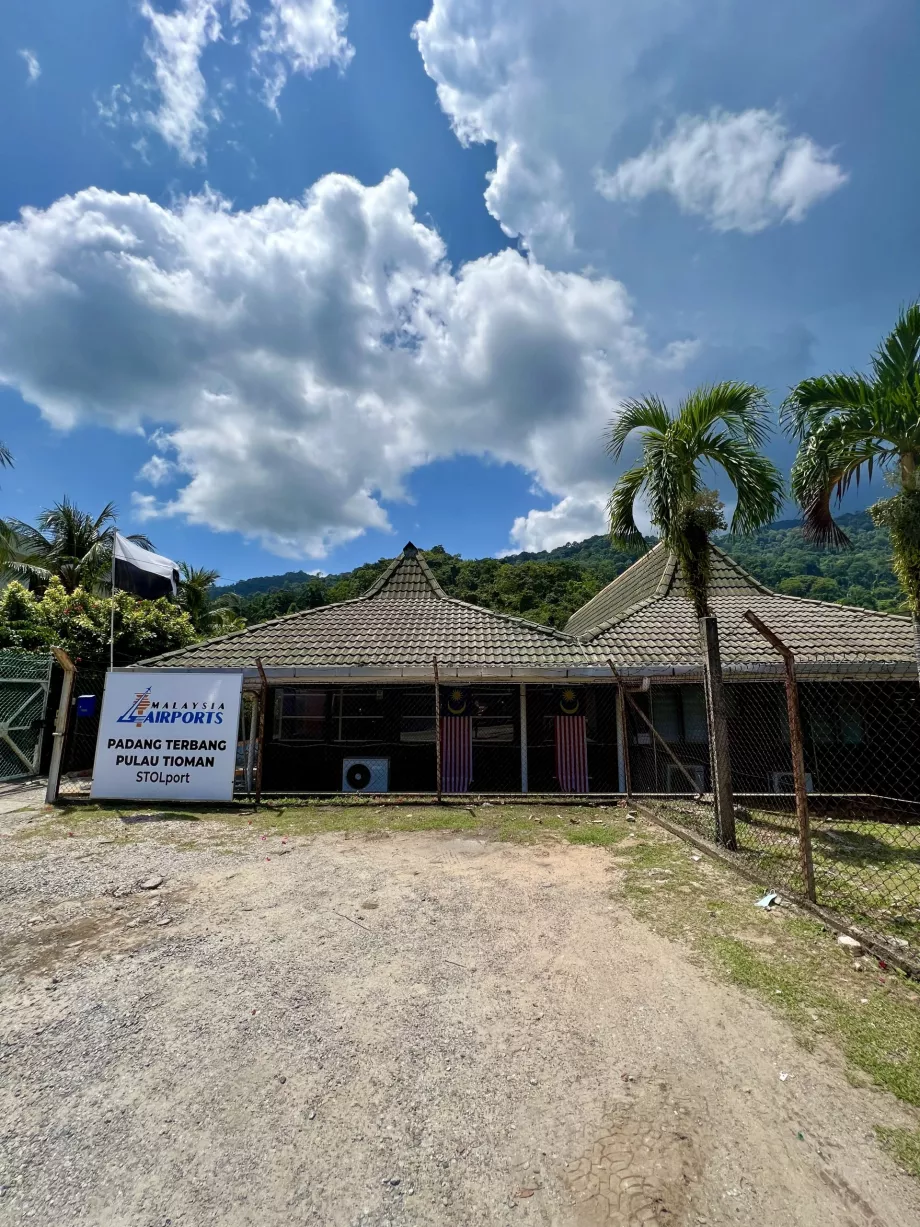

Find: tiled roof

[145,542,583,671]
[573,542,915,669]
[145,539,915,676]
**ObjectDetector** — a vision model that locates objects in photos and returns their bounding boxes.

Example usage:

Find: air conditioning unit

[665,763,705,793]
[770,771,814,794]
[342,757,389,793]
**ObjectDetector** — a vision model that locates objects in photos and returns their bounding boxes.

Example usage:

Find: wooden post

[255,659,268,805]
[615,684,631,797]
[519,683,529,794]
[433,657,442,802]
[744,611,817,901]
[45,647,76,806]
[700,616,736,849]
[609,663,700,797]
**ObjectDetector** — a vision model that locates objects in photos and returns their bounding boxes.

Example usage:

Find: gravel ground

[2,798,919,1227]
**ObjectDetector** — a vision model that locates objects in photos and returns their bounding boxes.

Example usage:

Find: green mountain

[215,510,903,631]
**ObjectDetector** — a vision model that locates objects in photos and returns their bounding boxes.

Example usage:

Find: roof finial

[403,541,418,558]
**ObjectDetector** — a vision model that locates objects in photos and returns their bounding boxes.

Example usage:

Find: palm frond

[780,373,875,439]
[679,382,772,448]
[697,432,785,535]
[607,463,648,551]
[871,301,920,390]
[0,442,12,470]
[605,395,671,461]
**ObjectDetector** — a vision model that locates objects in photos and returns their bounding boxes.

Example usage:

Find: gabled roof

[571,542,916,671]
[146,542,583,672]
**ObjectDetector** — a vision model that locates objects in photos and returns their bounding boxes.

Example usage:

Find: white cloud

[256,0,354,110]
[18,49,41,83]
[139,0,224,164]
[0,175,681,558]
[125,0,351,162]
[504,495,609,555]
[414,2,850,258]
[414,0,698,262]
[596,108,847,233]
[136,454,176,487]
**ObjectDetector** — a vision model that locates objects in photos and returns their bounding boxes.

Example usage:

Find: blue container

[76,694,97,719]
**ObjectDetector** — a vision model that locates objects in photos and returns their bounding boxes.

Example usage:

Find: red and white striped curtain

[441,717,473,793]
[555,715,589,793]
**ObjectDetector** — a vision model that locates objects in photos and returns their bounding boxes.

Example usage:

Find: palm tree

[606,382,785,847]
[607,383,786,615]
[0,440,11,472]
[178,563,245,637]
[781,303,920,621]
[10,500,153,594]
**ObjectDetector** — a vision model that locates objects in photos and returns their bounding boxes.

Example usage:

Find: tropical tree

[606,383,786,615]
[10,500,152,594]
[178,563,246,637]
[606,382,785,848]
[781,303,920,622]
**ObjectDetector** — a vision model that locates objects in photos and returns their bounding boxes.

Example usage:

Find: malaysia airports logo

[117,687,225,728]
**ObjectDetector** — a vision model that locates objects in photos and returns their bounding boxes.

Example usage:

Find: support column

[434,657,442,802]
[615,685,628,795]
[519,683,528,794]
[255,658,268,805]
[45,647,76,806]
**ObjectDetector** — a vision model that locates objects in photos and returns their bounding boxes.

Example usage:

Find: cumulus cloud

[0,175,680,557]
[18,49,41,83]
[596,109,847,233]
[504,495,609,555]
[256,0,354,110]
[414,0,699,261]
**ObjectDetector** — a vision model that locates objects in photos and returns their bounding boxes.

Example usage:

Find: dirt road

[1,806,918,1226]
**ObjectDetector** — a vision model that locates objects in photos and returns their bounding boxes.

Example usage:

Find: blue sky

[0,0,917,583]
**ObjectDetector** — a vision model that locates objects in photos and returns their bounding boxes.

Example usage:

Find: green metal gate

[0,651,53,782]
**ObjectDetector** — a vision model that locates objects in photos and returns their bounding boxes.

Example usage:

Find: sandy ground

[1,801,919,1226]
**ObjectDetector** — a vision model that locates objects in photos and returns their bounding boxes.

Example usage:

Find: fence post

[615,684,631,797]
[519,683,529,794]
[255,659,268,805]
[700,616,736,849]
[743,611,817,901]
[433,657,442,802]
[45,647,76,805]
[609,663,701,797]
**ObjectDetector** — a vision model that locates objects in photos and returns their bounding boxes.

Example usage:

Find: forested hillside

[214,510,903,630]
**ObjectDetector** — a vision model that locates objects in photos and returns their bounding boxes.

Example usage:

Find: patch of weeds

[876,1126,920,1179]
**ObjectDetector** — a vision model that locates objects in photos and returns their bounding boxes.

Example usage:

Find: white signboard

[91,670,243,802]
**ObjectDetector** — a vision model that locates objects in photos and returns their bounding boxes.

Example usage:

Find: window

[274,689,326,741]
[332,689,384,742]
[469,689,516,744]
[651,688,681,742]
[682,688,708,742]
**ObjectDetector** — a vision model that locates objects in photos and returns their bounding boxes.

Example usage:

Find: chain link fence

[631,629,920,969]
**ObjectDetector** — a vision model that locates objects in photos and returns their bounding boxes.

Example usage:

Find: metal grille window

[274,689,326,741]
[469,689,516,743]
[331,689,384,742]
[400,691,435,743]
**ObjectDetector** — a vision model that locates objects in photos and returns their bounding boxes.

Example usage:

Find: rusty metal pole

[255,659,268,805]
[615,683,632,799]
[45,647,76,806]
[433,657,442,802]
[744,611,816,901]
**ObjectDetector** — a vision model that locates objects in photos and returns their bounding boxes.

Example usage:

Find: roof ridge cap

[655,550,679,598]
[760,590,913,622]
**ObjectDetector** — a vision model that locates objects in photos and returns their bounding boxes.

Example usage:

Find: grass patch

[877,1126,920,1179]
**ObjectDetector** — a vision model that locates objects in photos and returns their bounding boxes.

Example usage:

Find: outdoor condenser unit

[342,757,389,793]
[770,771,814,794]
[665,763,706,793]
